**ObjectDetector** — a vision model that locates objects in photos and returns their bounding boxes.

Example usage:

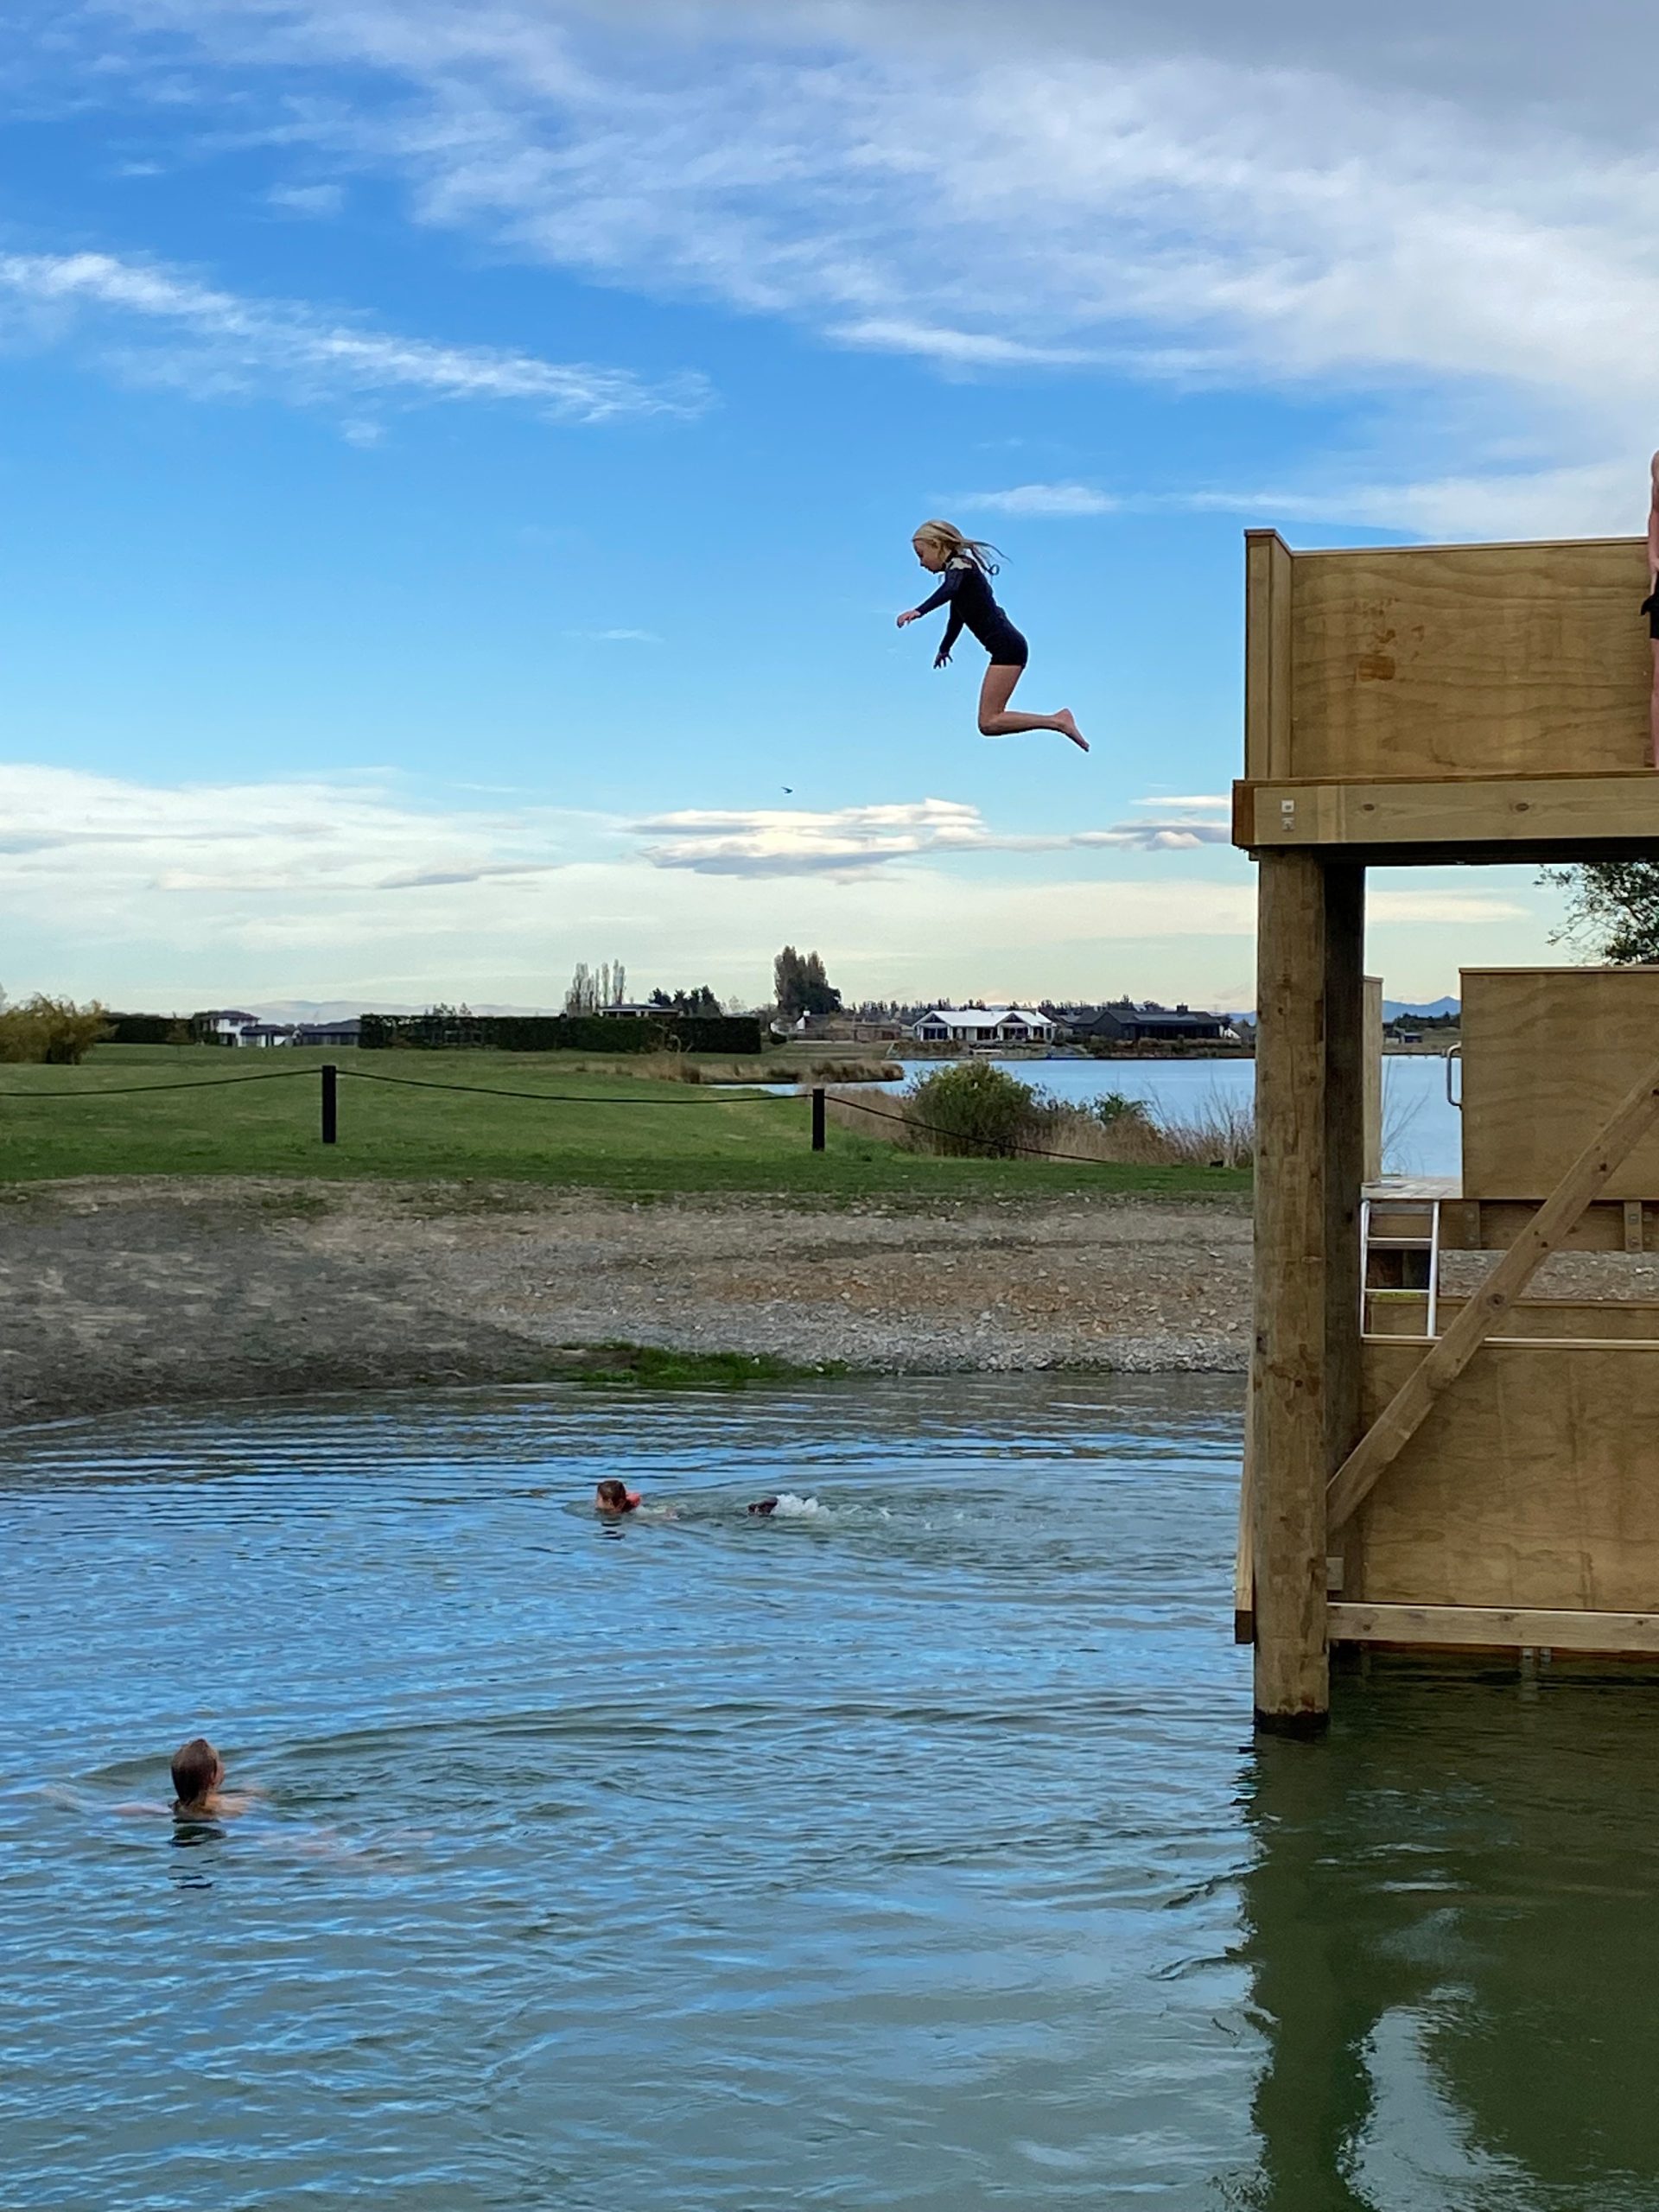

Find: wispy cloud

[0,762,593,903]
[632,795,1230,875]
[830,320,1097,369]
[0,763,1557,1006]
[0,248,709,425]
[1173,462,1641,543]
[74,0,1659,523]
[955,482,1122,517]
[265,180,346,217]
[1370,888,1528,925]
[566,626,664,644]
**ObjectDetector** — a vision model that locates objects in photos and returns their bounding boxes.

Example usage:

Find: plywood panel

[1329,1601,1659,1653]
[1287,538,1648,779]
[1351,1340,1659,1611]
[1463,968,1659,1199]
[1367,1296,1659,1340]
[1462,1199,1655,1253]
[1238,772,1659,853]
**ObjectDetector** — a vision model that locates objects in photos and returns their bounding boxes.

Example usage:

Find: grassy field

[0,1045,1250,1202]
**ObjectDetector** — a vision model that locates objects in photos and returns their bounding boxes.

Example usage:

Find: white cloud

[0,761,596,903]
[0,761,1566,1007]
[566,626,664,644]
[1131,793,1229,811]
[1178,461,1642,542]
[956,482,1122,517]
[265,180,346,217]
[0,247,709,424]
[1369,889,1529,925]
[73,0,1659,525]
[632,796,1233,874]
[830,320,1097,368]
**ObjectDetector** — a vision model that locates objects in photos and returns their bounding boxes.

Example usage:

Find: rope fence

[0,1061,1139,1169]
[0,1059,799,1153]
[0,1067,317,1100]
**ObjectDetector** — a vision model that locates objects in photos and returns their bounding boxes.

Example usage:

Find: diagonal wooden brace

[1327,1048,1659,1532]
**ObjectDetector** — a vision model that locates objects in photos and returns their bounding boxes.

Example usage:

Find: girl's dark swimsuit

[914,557,1028,666]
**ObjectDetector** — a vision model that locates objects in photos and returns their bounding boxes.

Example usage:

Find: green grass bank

[0,1046,1249,1203]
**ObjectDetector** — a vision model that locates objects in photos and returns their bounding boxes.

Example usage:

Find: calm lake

[879,1055,1463,1178]
[5,1377,1658,2209]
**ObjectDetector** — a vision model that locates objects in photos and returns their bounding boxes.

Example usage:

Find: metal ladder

[1359,1195,1441,1337]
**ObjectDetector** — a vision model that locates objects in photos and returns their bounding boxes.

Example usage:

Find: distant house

[194,1012,362,1048]
[1071,1003,1233,1046]
[907,1006,1057,1048]
[195,1008,262,1044]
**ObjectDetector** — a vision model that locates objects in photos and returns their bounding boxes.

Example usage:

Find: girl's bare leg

[977,664,1087,751]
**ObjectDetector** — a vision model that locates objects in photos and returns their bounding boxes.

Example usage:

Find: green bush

[903,1061,1035,1157]
[0,993,114,1064]
[1089,1090,1154,1131]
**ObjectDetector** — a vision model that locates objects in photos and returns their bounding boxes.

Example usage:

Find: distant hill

[1225,996,1459,1026]
[240,999,563,1021]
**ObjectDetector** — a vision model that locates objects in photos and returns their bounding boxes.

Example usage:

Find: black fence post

[811,1086,826,1153]
[321,1062,338,1146]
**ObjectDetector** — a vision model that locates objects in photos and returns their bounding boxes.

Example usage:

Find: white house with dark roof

[906,1006,1056,1048]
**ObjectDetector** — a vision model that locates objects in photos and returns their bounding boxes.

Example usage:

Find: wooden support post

[1250,849,1332,1730]
[810,1086,826,1153]
[1325,870,1367,1479]
[1363,976,1383,1185]
[321,1062,338,1147]
[1328,1045,1659,1531]
[1243,531,1294,779]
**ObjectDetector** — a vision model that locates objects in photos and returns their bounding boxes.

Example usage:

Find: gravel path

[0,1176,1255,1427]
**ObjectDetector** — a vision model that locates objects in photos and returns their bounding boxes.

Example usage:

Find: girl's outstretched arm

[910,565,966,666]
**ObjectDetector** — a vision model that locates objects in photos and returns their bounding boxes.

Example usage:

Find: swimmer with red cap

[594,1478,644,1516]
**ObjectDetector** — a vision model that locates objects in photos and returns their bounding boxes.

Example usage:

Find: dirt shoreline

[1,1176,1255,1430]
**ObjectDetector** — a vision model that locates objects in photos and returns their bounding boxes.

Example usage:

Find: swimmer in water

[897,520,1086,753]
[169,1737,257,1821]
[594,1479,643,1516]
[747,1497,779,1516]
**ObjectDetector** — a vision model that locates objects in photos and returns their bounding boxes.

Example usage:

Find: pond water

[872,1056,1463,1179]
[6,1377,1659,2209]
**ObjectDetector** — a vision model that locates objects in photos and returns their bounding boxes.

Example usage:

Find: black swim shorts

[1644,588,1659,640]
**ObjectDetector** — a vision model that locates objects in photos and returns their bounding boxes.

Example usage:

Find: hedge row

[105,1012,183,1046]
[358,1012,765,1055]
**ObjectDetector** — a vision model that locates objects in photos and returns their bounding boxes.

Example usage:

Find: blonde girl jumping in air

[896,520,1087,752]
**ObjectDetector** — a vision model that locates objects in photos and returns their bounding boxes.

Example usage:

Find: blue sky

[3,0,1650,1014]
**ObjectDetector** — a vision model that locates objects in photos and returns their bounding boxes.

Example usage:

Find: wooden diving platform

[1236,527,1659,1726]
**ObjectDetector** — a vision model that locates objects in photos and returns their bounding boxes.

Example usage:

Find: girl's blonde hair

[912,518,1001,574]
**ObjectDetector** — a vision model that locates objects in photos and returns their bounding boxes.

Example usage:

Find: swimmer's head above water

[171,1737,222,1814]
[594,1479,643,1516]
[747,1497,780,1516]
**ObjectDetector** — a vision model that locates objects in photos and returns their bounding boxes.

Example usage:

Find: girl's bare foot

[1056,709,1088,753]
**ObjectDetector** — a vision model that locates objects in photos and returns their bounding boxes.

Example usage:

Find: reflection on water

[1243,1666,1659,2212]
[1,1378,1656,2208]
